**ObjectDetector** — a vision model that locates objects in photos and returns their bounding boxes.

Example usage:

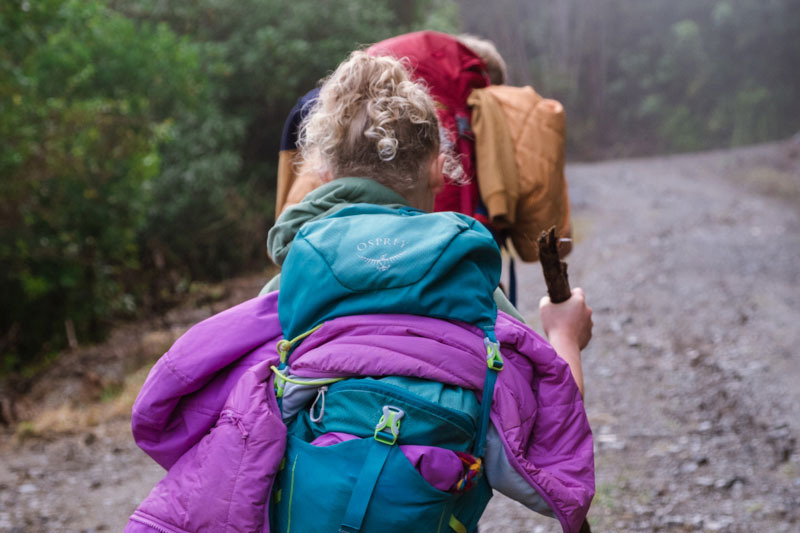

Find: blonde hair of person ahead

[299,51,461,196]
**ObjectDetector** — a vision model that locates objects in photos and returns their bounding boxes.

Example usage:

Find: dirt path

[482,140,800,532]
[2,141,798,532]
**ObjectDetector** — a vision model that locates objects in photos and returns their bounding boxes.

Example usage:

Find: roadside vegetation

[2,0,798,374]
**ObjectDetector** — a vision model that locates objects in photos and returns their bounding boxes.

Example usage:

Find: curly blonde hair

[299,51,461,195]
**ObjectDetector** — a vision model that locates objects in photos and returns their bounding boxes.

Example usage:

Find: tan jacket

[275,150,324,217]
[468,85,571,261]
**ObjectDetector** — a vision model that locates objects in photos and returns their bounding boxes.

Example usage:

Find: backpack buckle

[373,405,404,445]
[484,338,504,371]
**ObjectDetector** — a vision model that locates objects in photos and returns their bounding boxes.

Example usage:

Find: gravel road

[2,141,798,532]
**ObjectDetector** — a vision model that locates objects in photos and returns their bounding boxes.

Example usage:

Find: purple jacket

[126,292,594,533]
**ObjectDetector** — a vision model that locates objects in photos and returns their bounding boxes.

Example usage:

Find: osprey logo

[358,250,408,272]
[356,237,408,272]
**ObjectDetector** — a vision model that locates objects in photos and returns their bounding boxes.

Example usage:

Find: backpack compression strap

[339,406,404,533]
[474,333,503,458]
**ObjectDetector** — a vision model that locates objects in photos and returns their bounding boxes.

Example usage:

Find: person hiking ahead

[275,31,575,308]
[126,51,594,533]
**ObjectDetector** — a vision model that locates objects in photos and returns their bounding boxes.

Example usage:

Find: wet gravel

[481,141,800,532]
[1,141,798,532]
[0,420,162,532]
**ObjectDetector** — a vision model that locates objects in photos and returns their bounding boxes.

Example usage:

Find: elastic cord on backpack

[274,323,327,399]
[271,366,344,391]
[277,323,325,366]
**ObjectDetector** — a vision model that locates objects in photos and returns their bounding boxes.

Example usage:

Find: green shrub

[1,0,459,371]
[0,0,205,369]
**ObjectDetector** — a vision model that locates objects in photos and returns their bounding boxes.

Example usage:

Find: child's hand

[539,288,593,350]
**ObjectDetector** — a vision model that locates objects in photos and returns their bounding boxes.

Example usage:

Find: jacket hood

[267,177,408,266]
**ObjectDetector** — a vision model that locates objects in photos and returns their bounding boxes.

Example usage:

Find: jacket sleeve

[491,312,594,533]
[484,424,555,516]
[509,94,571,262]
[131,293,283,469]
[468,87,520,228]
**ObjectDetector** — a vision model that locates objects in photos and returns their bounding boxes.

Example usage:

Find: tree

[0,0,205,369]
[123,0,461,284]
[456,0,800,157]
[1,0,461,370]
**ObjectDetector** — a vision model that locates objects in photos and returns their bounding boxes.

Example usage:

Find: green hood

[267,177,408,266]
[263,176,524,323]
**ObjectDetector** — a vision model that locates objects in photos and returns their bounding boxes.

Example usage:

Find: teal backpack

[271,204,504,533]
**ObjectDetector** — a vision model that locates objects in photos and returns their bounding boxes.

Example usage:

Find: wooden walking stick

[537,226,571,303]
[538,226,593,533]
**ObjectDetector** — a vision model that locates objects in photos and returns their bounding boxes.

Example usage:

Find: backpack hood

[367,31,489,110]
[279,203,501,340]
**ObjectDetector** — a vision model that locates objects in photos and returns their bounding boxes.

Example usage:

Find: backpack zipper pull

[309,386,328,423]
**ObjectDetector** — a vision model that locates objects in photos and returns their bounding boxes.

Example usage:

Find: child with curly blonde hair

[265,49,593,530]
[126,50,593,533]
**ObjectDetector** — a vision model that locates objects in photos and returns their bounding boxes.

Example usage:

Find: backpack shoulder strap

[474,330,503,458]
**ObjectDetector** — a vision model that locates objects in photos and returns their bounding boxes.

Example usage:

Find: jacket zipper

[326,380,476,437]
[129,513,184,533]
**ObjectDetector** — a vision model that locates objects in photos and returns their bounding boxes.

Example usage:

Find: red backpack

[368,31,490,219]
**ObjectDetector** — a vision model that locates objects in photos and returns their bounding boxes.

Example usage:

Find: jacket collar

[267,177,408,266]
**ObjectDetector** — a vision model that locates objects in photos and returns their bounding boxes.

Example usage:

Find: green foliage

[1,0,205,368]
[123,0,460,285]
[2,0,459,371]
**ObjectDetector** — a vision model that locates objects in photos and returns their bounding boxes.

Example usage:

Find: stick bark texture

[537,226,571,303]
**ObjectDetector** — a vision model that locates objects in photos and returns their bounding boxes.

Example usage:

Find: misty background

[2,0,798,372]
